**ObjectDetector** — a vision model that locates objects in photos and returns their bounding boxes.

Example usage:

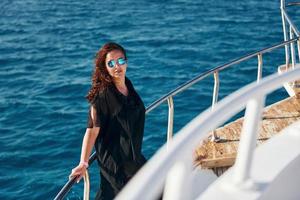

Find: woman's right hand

[69,163,88,183]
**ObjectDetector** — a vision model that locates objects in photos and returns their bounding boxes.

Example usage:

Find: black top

[87,77,146,189]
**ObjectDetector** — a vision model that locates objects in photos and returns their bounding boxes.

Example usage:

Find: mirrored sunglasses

[107,58,127,68]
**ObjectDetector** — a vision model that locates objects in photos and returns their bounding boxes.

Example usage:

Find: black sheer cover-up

[86,77,147,200]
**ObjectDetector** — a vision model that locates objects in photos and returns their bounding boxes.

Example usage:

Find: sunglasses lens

[108,60,115,68]
[118,58,126,65]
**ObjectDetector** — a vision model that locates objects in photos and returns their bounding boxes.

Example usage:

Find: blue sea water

[1,0,299,199]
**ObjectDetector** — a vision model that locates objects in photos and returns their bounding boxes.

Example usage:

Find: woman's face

[105,50,127,80]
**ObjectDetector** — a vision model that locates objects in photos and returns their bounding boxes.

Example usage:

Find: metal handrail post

[83,171,90,200]
[212,71,220,107]
[290,26,296,69]
[257,54,263,82]
[54,154,96,200]
[167,96,174,146]
[233,96,265,186]
[281,0,290,69]
[297,39,300,63]
[280,0,285,9]
[211,71,220,141]
[282,10,300,37]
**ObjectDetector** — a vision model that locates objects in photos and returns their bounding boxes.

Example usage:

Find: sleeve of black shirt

[86,93,107,128]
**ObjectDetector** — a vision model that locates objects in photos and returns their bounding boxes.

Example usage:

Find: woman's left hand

[69,163,88,183]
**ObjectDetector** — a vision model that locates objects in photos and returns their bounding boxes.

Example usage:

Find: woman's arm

[80,127,100,164]
[69,106,100,183]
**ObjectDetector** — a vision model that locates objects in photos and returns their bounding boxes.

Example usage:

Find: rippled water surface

[1,0,299,199]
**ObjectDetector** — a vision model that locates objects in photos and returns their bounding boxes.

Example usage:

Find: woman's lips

[114,70,122,77]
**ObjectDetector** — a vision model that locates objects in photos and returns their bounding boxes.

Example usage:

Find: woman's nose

[115,63,121,69]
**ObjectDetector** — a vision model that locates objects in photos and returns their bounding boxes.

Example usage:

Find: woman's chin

[113,73,124,79]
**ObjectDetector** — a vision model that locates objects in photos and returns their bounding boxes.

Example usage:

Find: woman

[69,42,147,200]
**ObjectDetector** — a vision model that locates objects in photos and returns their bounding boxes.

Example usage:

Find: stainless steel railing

[54,154,97,200]
[281,0,300,69]
[54,1,300,199]
[286,2,300,6]
[54,36,300,200]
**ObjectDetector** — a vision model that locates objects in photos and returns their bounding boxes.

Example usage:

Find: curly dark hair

[86,42,127,102]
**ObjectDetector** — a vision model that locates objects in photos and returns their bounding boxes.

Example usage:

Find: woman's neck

[113,76,128,96]
[113,76,126,89]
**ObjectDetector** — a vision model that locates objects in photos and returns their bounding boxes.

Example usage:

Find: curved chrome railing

[54,1,300,199]
[281,0,300,69]
[54,37,300,200]
[286,2,300,6]
[54,155,96,200]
